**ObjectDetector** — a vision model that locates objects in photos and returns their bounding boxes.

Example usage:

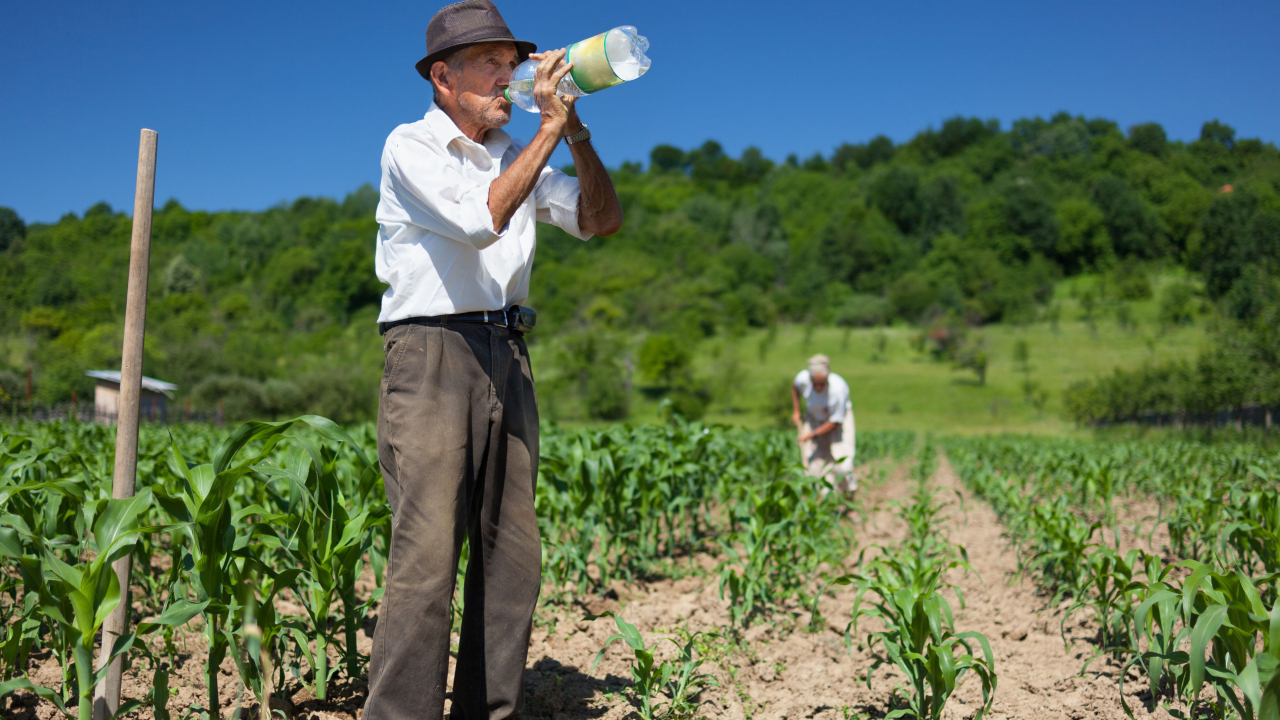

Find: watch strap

[564,124,591,145]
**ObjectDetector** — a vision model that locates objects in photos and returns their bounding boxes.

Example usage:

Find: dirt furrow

[933,456,1172,720]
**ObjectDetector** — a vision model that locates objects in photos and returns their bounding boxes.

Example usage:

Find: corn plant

[589,612,717,720]
[254,436,388,700]
[849,569,996,720]
[227,568,301,720]
[0,581,39,683]
[717,472,848,627]
[1122,562,1280,719]
[154,417,344,718]
[0,490,162,720]
[1064,547,1144,669]
[1119,554,1186,710]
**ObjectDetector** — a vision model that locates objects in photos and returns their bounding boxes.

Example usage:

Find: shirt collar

[424,103,513,154]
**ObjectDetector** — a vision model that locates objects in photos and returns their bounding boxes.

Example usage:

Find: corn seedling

[589,612,717,720]
[839,443,996,720]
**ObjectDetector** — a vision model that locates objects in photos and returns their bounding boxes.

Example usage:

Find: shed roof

[85,370,178,397]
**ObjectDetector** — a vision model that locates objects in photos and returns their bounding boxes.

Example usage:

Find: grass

[534,272,1210,434]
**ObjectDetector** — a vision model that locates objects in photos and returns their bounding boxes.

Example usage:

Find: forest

[1,112,1277,424]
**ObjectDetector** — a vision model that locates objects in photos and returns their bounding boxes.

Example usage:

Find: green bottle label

[567,31,624,94]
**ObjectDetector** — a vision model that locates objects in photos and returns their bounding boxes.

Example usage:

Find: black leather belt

[379,305,536,336]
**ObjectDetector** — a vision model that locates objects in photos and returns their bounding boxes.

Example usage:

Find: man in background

[791,354,856,497]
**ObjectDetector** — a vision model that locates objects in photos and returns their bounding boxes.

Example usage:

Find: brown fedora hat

[415,0,536,81]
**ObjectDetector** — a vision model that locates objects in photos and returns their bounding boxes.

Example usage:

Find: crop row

[834,443,997,719]
[0,417,914,719]
[946,436,1280,718]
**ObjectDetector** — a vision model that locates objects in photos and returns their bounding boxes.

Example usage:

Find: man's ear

[430,61,453,99]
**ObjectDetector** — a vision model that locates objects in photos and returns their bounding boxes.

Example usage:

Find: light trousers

[800,402,856,493]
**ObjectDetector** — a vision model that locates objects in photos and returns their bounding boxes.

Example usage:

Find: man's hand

[802,421,838,444]
[527,49,575,133]
[791,409,802,429]
[484,49,577,233]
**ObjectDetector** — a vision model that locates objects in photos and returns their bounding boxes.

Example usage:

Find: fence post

[93,129,158,719]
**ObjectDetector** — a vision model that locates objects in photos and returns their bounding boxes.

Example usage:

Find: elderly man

[791,354,857,497]
[366,1,622,718]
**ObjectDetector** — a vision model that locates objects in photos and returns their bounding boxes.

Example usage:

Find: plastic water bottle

[504,26,651,113]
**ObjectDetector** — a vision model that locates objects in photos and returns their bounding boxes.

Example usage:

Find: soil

[3,457,1182,720]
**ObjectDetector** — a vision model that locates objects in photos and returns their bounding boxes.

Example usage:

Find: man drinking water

[366,1,622,717]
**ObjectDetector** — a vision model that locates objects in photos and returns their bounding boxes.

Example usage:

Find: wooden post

[94,129,157,720]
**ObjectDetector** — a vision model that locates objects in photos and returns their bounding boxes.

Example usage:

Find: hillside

[0,113,1276,427]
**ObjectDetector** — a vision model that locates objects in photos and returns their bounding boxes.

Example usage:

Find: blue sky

[2,0,1277,224]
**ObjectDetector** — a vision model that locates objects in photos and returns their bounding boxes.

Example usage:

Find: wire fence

[1095,403,1278,430]
[0,401,224,426]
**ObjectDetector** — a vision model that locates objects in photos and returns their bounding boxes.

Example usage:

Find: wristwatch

[565,124,591,145]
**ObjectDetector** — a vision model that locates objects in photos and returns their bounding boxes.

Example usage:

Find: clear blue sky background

[3,0,1278,224]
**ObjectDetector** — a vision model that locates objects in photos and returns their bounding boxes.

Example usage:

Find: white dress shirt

[793,370,851,425]
[375,103,591,322]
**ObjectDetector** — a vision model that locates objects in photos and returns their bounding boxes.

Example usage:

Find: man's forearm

[488,125,562,232]
[811,421,838,437]
[567,121,623,236]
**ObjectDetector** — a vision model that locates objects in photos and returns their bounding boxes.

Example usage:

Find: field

[2,412,1278,720]
[536,272,1209,433]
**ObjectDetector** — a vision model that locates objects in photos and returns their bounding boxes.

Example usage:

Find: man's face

[811,372,829,392]
[440,43,518,129]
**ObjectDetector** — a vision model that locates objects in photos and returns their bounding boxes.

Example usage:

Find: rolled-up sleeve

[383,130,506,249]
[534,167,592,241]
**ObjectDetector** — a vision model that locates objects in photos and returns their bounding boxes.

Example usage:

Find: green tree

[1091,176,1164,259]
[162,254,203,296]
[649,144,686,172]
[1199,119,1236,149]
[0,207,24,252]
[869,166,922,235]
[1128,122,1167,156]
[832,135,894,172]
[1055,198,1112,272]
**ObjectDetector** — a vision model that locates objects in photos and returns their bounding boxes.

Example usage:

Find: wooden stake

[94,128,158,720]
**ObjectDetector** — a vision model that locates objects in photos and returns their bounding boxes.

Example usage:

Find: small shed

[86,370,178,423]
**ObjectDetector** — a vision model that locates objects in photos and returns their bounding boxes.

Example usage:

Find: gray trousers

[366,322,541,720]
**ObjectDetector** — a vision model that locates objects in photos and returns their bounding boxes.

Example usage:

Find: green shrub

[667,377,712,421]
[191,374,266,420]
[1112,264,1152,300]
[586,364,630,420]
[296,366,377,425]
[835,293,891,327]
[1159,281,1197,326]
[638,334,690,387]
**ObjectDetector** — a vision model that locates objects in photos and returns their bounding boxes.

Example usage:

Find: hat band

[431,25,519,54]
